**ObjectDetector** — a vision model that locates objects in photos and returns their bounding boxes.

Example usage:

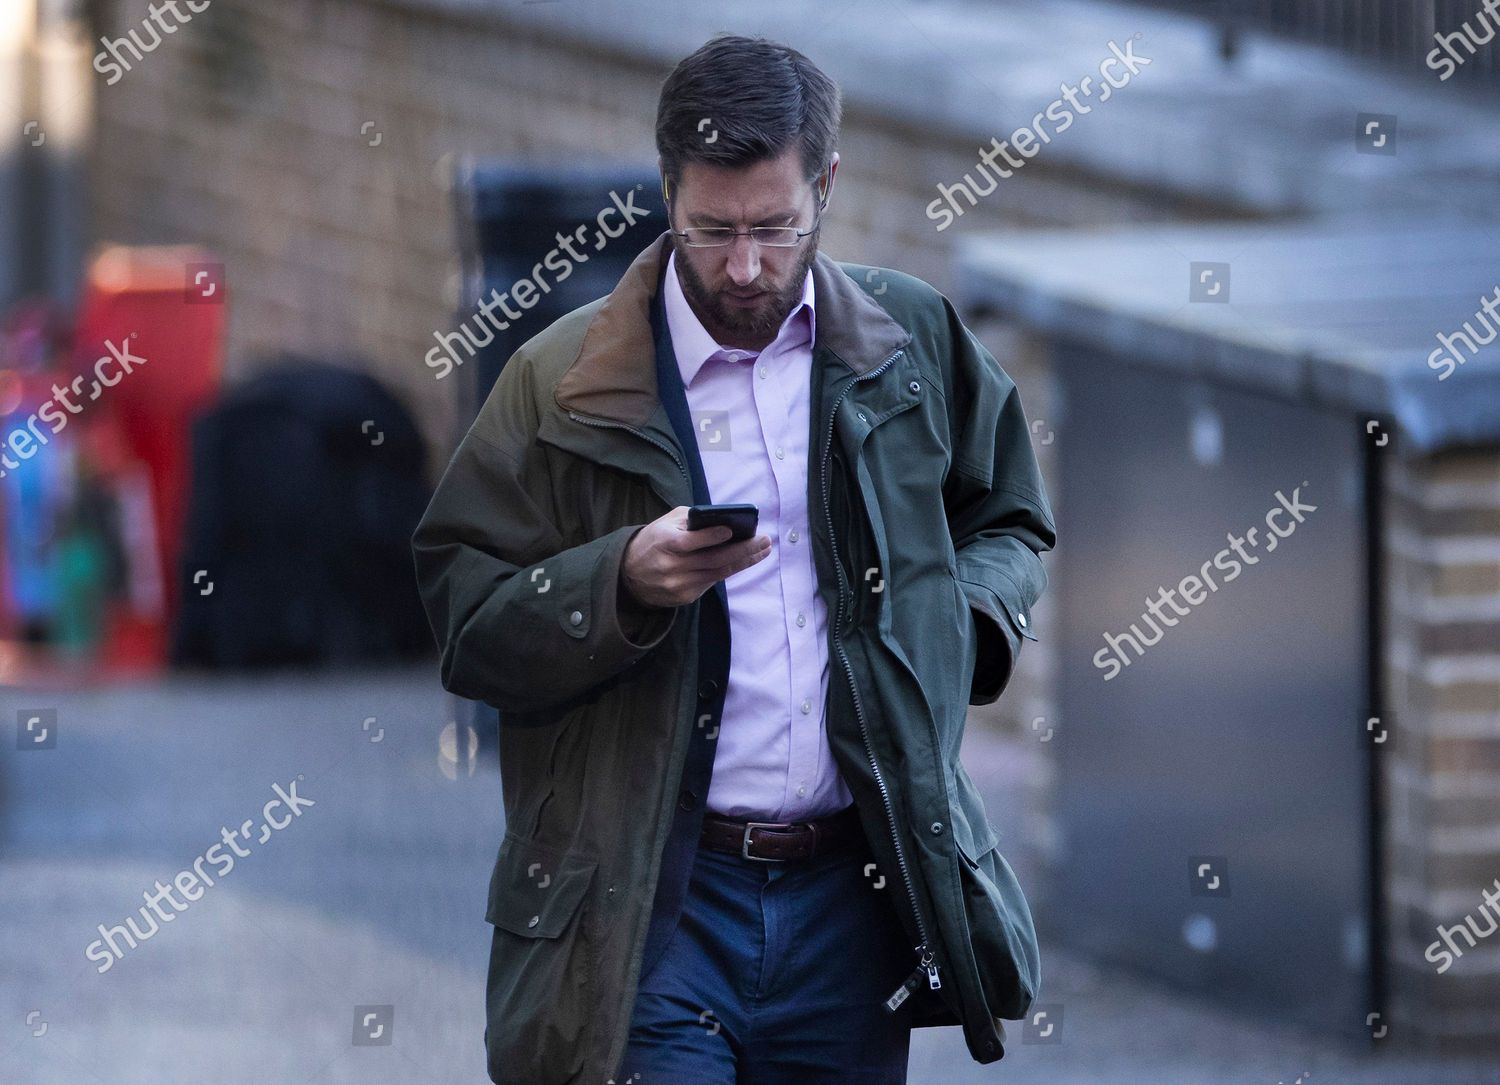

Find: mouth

[723,289,766,307]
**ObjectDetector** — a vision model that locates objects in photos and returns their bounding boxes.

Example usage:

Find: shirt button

[569,610,584,626]
[797,785,807,797]
[1017,613,1027,628]
[775,446,785,459]
[800,699,812,714]
[527,915,540,928]
[788,529,799,543]
[796,612,806,627]
[758,366,768,379]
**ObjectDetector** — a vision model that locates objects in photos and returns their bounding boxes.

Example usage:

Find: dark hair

[655,35,841,196]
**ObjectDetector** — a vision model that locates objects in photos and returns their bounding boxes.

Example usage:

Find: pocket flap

[485,831,596,939]
[957,829,1001,867]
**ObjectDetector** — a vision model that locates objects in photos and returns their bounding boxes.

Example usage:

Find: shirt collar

[663,249,815,389]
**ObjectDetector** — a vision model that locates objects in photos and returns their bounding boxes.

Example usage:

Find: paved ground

[2,667,1496,1084]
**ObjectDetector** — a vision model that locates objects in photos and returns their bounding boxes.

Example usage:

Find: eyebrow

[688,210,799,228]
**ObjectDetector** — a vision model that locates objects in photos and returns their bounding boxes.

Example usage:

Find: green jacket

[411,230,1056,1083]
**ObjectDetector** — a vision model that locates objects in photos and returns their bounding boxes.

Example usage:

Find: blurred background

[3,0,1500,1081]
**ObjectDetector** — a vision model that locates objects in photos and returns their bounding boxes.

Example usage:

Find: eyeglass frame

[662,165,830,249]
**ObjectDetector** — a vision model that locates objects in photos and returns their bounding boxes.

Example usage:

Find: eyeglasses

[663,165,830,249]
[670,222,818,248]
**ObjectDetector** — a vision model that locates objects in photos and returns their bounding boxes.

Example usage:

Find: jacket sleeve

[410,353,677,717]
[940,299,1057,705]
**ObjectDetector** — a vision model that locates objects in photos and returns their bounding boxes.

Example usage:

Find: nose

[724,234,761,287]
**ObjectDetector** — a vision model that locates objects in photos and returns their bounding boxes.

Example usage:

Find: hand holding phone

[620,505,770,609]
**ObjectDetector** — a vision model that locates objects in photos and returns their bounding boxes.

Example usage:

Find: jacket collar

[554,230,911,427]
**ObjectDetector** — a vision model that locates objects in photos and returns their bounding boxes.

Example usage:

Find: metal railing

[1125,0,1500,86]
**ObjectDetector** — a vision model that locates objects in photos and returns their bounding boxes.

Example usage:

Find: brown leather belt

[699,803,865,862]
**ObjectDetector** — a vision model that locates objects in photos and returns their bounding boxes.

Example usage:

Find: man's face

[665,147,833,351]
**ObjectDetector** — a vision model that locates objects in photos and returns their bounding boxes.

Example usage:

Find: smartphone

[686,503,759,542]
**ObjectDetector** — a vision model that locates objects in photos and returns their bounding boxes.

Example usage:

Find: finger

[672,523,736,552]
[653,507,692,541]
[678,534,769,571]
[705,537,772,581]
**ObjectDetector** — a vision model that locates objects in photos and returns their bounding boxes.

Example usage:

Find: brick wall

[1383,450,1500,1045]
[87,0,1234,484]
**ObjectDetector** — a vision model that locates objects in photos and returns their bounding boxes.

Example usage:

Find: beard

[673,225,820,346]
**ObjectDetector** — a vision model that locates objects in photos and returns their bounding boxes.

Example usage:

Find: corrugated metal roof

[957,214,1500,453]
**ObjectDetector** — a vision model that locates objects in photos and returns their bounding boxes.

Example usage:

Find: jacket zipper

[566,411,689,495]
[817,347,941,1012]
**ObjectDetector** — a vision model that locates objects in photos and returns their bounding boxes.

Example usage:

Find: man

[412,33,1055,1085]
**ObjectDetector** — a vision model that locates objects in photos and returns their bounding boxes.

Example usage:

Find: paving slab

[1,668,1495,1082]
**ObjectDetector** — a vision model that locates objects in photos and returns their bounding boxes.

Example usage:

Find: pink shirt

[663,250,854,822]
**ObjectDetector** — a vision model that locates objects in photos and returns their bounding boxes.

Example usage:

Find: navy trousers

[617,827,915,1083]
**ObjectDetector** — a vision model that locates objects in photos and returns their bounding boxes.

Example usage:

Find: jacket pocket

[955,834,1040,1023]
[483,831,597,1083]
[951,763,1000,857]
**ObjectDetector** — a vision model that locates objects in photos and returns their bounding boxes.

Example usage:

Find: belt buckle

[741,820,790,863]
